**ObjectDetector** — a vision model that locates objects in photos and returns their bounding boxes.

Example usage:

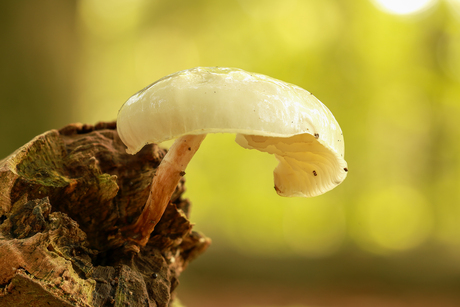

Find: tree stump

[0,122,210,307]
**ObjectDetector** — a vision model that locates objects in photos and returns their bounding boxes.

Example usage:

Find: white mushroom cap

[117,67,348,197]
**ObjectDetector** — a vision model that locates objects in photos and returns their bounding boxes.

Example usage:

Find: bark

[0,122,210,307]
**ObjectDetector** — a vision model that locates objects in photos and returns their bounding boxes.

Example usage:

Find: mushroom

[117,67,348,245]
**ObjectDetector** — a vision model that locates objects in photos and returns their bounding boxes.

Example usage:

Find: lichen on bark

[0,122,210,307]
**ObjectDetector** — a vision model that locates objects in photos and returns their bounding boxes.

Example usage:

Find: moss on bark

[0,122,210,307]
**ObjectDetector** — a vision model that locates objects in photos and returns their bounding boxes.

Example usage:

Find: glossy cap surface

[117,67,348,197]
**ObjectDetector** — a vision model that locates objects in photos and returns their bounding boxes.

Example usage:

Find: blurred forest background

[1,0,460,306]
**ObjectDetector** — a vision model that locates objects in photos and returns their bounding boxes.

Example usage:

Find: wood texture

[0,122,210,306]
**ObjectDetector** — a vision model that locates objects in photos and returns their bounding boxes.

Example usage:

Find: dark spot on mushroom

[188,147,191,151]
[180,171,186,176]
[344,168,348,172]
[151,272,158,279]
[313,170,317,176]
[314,133,319,139]
[274,185,282,193]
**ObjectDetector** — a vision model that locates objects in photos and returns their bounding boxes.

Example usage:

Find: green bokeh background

[1,0,460,306]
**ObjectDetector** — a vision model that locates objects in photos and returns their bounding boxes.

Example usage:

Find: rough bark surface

[0,122,210,307]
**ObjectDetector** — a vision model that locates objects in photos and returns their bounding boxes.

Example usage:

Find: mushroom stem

[122,134,206,246]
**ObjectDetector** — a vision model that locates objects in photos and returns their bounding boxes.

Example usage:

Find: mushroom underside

[235,133,347,197]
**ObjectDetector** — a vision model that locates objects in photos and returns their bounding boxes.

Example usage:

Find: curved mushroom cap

[117,67,348,197]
